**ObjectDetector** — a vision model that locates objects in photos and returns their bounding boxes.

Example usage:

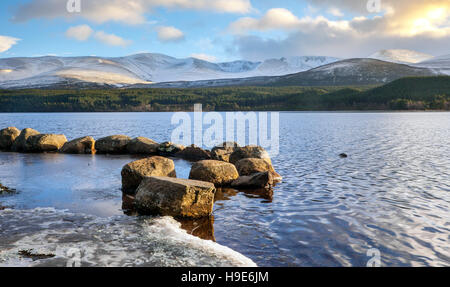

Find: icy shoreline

[0,207,256,267]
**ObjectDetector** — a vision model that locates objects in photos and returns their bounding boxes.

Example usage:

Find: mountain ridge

[146,58,439,88]
[1,50,448,89]
[0,53,339,89]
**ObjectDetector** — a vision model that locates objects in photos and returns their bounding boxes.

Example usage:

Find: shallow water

[0,112,449,266]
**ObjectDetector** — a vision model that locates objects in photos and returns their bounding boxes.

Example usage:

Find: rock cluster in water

[0,127,282,218]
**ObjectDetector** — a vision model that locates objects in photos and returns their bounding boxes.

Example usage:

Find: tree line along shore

[0,76,449,112]
[0,127,282,219]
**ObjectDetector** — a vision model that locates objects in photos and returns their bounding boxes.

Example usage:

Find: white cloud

[328,8,344,17]
[228,8,301,34]
[12,0,253,25]
[0,36,20,53]
[65,25,93,41]
[94,31,131,47]
[228,1,450,59]
[64,25,131,47]
[190,53,217,62]
[157,26,185,43]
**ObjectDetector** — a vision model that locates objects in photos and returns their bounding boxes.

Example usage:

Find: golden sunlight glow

[406,7,449,36]
[427,8,446,20]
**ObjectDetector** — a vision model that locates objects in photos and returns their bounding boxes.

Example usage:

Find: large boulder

[60,136,95,154]
[158,142,185,156]
[231,171,274,189]
[175,145,211,161]
[26,134,67,152]
[0,127,20,150]
[121,156,176,194]
[127,137,159,155]
[229,145,272,165]
[235,158,282,181]
[189,160,239,186]
[95,135,131,154]
[135,176,216,218]
[11,128,40,152]
[211,142,239,162]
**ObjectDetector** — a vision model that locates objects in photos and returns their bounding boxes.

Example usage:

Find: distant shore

[0,77,449,112]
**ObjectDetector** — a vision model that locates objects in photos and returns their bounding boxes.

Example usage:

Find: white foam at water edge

[146,216,257,267]
[0,208,257,267]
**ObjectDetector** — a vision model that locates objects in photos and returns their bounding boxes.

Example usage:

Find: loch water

[0,112,449,266]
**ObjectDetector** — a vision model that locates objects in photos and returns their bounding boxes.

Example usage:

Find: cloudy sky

[0,0,449,61]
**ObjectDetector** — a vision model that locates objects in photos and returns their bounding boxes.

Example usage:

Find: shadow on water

[215,187,274,203]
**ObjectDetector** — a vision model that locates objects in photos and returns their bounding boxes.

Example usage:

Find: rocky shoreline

[0,127,282,219]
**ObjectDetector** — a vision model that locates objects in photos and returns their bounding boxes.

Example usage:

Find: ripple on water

[0,112,449,266]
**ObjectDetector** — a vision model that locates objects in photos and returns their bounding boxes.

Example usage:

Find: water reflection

[178,217,215,242]
[215,187,273,202]
[121,193,216,241]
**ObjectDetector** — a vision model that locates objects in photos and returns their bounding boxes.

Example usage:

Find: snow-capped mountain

[368,49,434,64]
[149,58,439,88]
[0,53,340,89]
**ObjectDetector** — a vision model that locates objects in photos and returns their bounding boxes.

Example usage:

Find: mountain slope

[368,49,434,64]
[413,54,450,75]
[151,58,439,88]
[271,58,438,86]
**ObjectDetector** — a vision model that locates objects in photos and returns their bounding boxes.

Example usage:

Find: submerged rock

[60,136,96,154]
[231,171,274,189]
[229,145,272,165]
[26,134,68,152]
[158,142,185,156]
[0,127,20,151]
[121,156,176,194]
[189,160,239,186]
[175,145,211,161]
[135,176,216,218]
[95,135,131,154]
[235,158,282,182]
[0,183,16,194]
[211,142,239,162]
[127,137,159,155]
[11,128,40,152]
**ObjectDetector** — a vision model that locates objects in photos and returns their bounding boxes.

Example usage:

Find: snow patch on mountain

[413,54,450,75]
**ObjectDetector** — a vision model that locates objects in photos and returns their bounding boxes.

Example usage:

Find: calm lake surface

[0,112,449,266]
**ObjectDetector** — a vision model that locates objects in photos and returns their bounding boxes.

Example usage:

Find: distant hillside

[267,59,438,86]
[315,76,450,110]
[151,59,439,88]
[0,76,448,112]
